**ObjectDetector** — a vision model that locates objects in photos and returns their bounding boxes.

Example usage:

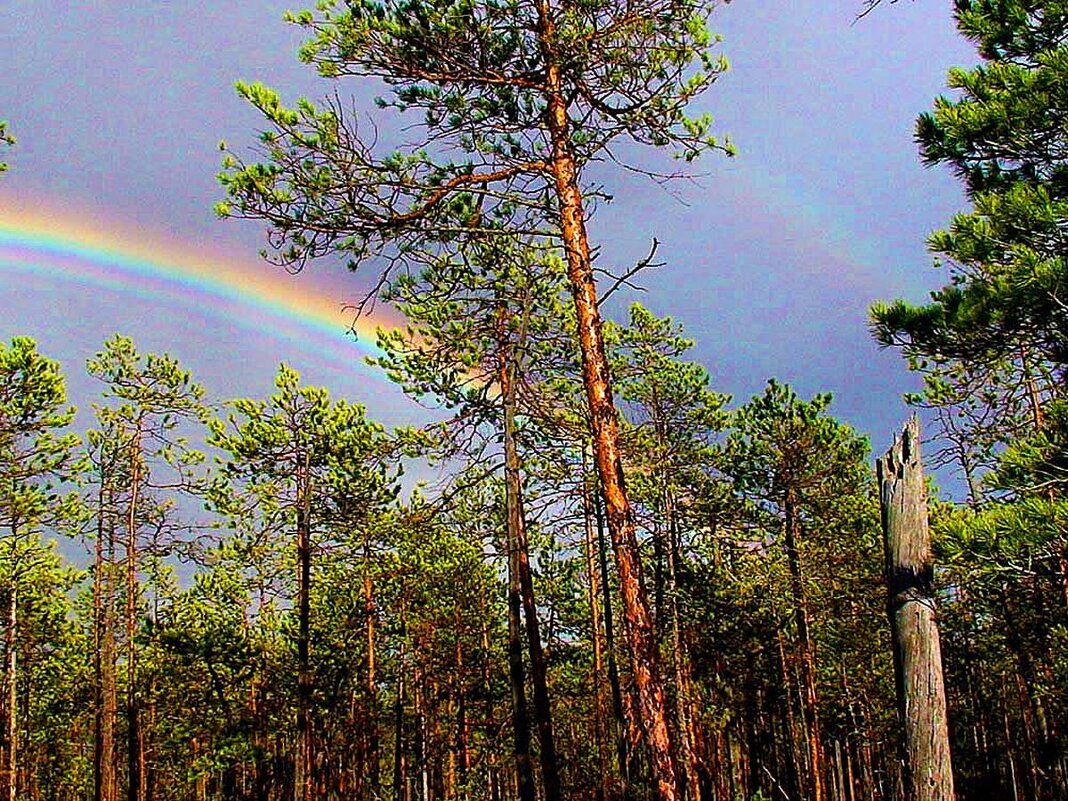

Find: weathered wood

[876,416,955,801]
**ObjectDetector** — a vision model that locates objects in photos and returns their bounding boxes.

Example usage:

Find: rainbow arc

[0,208,394,372]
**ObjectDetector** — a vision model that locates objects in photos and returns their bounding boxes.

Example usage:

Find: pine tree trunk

[126,432,142,801]
[876,416,954,801]
[775,627,804,800]
[144,680,155,801]
[3,582,15,801]
[664,493,700,801]
[97,506,119,801]
[505,493,536,801]
[498,322,562,801]
[251,675,269,801]
[581,472,610,799]
[364,555,380,798]
[479,615,501,801]
[454,633,470,801]
[394,617,408,801]
[783,495,827,801]
[533,4,678,797]
[591,470,631,790]
[94,502,107,801]
[414,665,428,801]
[295,455,313,801]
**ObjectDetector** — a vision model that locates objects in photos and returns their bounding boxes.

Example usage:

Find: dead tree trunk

[876,416,954,801]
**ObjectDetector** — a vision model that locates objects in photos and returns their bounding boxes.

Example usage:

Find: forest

[3,0,1068,800]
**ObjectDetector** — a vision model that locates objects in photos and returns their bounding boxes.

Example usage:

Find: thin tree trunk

[533,5,678,797]
[581,468,610,800]
[192,739,206,801]
[394,614,408,801]
[94,490,108,801]
[3,582,15,801]
[98,504,119,801]
[144,678,156,801]
[775,627,804,800]
[664,492,699,801]
[591,468,631,789]
[251,674,269,801]
[1003,704,1020,801]
[455,632,470,801]
[126,429,142,801]
[479,614,501,801]
[414,665,428,801]
[295,454,313,801]
[497,313,563,801]
[505,491,536,801]
[365,551,380,797]
[783,494,827,801]
[876,416,954,801]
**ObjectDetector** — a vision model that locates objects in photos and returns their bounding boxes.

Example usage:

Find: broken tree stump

[876,416,955,801]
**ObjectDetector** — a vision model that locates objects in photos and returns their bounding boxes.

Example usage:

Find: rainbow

[0,203,397,373]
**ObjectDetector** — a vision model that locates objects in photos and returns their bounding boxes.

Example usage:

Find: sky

[0,1,978,468]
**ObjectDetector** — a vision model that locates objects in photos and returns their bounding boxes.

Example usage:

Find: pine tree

[872,0,1068,371]
[208,364,398,801]
[219,4,731,794]
[0,337,82,801]
[610,303,728,799]
[86,335,208,801]
[373,243,573,800]
[723,381,870,801]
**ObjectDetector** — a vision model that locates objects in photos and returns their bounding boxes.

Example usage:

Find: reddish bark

[532,5,679,798]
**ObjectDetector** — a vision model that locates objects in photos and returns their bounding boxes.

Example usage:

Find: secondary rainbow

[0,208,395,368]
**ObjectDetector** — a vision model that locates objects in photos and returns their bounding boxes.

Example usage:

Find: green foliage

[86,334,209,483]
[0,337,83,541]
[0,536,89,792]
[990,398,1068,494]
[871,0,1068,368]
[723,379,869,513]
[208,363,398,532]
[218,0,731,273]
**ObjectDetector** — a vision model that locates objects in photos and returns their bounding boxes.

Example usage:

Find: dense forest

[4,0,1068,800]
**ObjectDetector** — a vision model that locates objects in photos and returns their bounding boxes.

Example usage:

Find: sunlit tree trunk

[532,5,678,797]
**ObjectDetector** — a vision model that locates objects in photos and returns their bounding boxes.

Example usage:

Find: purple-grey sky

[0,1,976,479]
